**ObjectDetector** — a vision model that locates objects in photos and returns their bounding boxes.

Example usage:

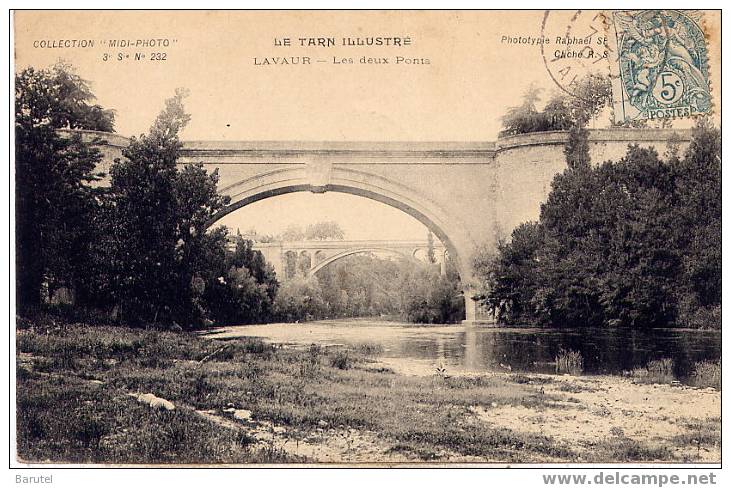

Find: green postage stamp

[607,10,712,123]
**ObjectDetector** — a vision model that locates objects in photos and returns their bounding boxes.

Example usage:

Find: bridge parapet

[495,127,691,151]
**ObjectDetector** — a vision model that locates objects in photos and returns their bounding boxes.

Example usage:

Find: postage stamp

[607,10,711,123]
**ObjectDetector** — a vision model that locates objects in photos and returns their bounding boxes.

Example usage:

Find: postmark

[607,10,711,123]
[540,10,612,103]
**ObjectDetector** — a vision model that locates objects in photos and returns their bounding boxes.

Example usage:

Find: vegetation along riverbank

[16,320,720,464]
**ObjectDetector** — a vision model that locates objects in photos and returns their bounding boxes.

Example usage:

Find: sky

[214,192,432,241]
[14,10,721,240]
[14,10,610,141]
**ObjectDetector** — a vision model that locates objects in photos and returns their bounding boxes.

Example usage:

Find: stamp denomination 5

[607,10,711,122]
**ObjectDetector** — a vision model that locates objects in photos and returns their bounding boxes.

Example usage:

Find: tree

[172,163,231,324]
[204,236,279,325]
[481,223,544,324]
[481,119,721,329]
[671,120,721,325]
[499,74,612,136]
[296,252,312,276]
[305,221,345,240]
[547,73,612,127]
[426,231,436,264]
[15,62,115,310]
[103,90,187,323]
[279,224,305,242]
[273,275,327,322]
[500,84,547,136]
[241,227,275,243]
[16,62,115,132]
[316,253,405,318]
[398,266,464,324]
[102,89,230,326]
[283,251,298,279]
[563,125,591,170]
[276,221,345,242]
[537,145,680,328]
[269,249,465,323]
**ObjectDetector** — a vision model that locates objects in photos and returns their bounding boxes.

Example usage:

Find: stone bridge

[248,239,448,280]
[67,127,692,324]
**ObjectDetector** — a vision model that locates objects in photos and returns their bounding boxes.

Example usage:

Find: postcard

[12,10,721,469]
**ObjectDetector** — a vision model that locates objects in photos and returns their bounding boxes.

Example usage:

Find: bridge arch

[309,247,425,276]
[209,165,475,287]
[68,127,695,325]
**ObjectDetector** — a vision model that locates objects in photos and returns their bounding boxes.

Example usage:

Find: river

[206,319,721,379]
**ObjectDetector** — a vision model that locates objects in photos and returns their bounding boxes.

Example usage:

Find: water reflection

[210,320,721,378]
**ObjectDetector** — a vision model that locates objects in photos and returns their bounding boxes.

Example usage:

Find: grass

[555,348,583,375]
[16,373,294,464]
[585,436,673,463]
[17,322,575,463]
[510,374,553,385]
[15,321,715,464]
[355,342,384,356]
[556,381,596,393]
[631,358,675,385]
[329,350,352,370]
[672,417,721,451]
[689,360,721,390]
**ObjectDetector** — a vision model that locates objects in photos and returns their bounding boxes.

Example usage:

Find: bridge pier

[461,288,494,326]
[462,292,479,326]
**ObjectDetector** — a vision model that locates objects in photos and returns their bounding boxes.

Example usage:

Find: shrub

[679,304,721,330]
[330,350,351,370]
[631,358,675,384]
[356,342,384,356]
[690,360,721,389]
[555,348,583,375]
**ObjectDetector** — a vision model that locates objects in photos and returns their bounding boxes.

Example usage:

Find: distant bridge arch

[310,247,429,276]
[250,239,447,280]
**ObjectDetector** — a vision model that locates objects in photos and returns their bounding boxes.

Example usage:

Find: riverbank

[15,323,720,465]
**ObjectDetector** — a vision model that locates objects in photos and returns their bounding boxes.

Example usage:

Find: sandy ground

[189,367,720,464]
[470,375,720,463]
[375,357,720,463]
[201,325,721,464]
[197,408,418,464]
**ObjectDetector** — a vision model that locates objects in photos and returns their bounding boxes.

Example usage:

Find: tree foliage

[399,268,464,324]
[426,231,436,264]
[500,74,612,136]
[305,221,345,241]
[277,221,346,241]
[500,84,551,136]
[89,89,243,327]
[15,63,115,310]
[271,252,464,324]
[273,275,327,322]
[204,236,279,325]
[481,121,721,329]
[279,224,305,242]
